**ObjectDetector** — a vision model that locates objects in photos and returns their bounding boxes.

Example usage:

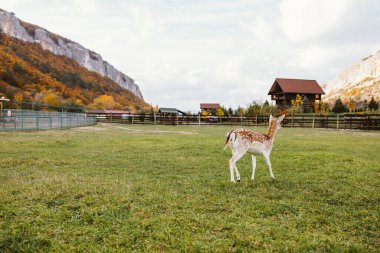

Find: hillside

[324,50,380,103]
[0,8,143,99]
[0,32,148,111]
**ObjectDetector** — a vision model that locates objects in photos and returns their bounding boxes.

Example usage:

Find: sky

[2,0,380,112]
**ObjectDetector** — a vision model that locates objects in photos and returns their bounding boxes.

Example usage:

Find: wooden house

[268,78,325,111]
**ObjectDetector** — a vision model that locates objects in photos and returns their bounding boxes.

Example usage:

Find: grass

[0,124,379,252]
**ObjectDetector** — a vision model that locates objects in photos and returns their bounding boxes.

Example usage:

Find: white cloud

[279,0,355,42]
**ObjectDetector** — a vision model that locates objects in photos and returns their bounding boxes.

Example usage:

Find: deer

[225,115,285,183]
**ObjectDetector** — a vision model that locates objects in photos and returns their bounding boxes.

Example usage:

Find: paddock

[0,124,379,252]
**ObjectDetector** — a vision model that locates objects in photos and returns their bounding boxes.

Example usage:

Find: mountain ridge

[0,8,144,99]
[323,50,380,103]
[0,32,148,111]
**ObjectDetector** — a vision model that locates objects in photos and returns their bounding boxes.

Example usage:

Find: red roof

[268,78,325,95]
[200,103,220,109]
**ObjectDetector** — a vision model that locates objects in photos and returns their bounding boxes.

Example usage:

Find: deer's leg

[263,153,275,180]
[251,155,256,181]
[229,157,235,183]
[234,164,241,182]
[229,150,245,183]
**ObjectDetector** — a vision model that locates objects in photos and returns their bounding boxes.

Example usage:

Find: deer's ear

[277,115,285,122]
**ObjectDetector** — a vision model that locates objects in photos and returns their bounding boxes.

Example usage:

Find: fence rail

[1,109,96,131]
[89,113,380,130]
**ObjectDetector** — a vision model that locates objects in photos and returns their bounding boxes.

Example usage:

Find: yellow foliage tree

[201,110,211,119]
[320,101,330,114]
[215,107,225,117]
[14,93,23,103]
[43,91,60,106]
[314,102,320,114]
[91,95,118,109]
[348,98,355,113]
[290,94,303,113]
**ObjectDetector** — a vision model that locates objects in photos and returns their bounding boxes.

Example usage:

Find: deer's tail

[224,130,235,150]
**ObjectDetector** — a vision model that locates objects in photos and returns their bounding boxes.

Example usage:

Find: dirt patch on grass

[116,126,196,135]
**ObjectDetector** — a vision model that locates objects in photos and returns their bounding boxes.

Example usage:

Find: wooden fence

[87,113,380,131]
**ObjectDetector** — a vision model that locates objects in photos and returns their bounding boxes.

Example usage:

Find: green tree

[227,107,233,116]
[245,101,261,116]
[368,96,379,111]
[332,99,348,113]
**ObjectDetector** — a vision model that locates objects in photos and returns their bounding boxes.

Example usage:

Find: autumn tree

[91,95,119,109]
[348,98,355,113]
[215,107,225,117]
[43,90,61,106]
[13,92,24,109]
[291,94,303,113]
[201,110,211,119]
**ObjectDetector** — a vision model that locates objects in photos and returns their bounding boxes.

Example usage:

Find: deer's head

[269,115,286,131]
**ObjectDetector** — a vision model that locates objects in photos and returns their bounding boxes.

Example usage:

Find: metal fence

[90,112,380,130]
[0,109,96,131]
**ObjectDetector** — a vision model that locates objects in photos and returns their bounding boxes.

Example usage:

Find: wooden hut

[158,107,186,125]
[268,78,325,111]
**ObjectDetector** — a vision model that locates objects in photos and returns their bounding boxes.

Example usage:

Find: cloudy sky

[2,0,380,112]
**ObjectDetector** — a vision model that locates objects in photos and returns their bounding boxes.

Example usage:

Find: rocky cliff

[0,8,144,99]
[323,50,380,103]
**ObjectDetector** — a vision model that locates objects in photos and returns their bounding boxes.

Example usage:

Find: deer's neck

[266,122,277,140]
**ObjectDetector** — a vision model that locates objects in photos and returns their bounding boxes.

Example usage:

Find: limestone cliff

[323,50,380,103]
[0,8,144,99]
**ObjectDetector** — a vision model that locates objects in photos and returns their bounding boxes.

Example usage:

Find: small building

[158,108,187,115]
[200,103,220,116]
[268,78,325,111]
[158,107,187,125]
[0,97,10,118]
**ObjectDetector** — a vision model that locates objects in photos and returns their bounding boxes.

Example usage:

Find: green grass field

[0,124,379,252]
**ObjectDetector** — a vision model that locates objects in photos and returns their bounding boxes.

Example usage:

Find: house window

[315,94,319,99]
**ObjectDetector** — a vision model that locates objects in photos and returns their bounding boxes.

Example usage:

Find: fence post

[132,114,134,125]
[337,114,339,130]
[240,115,243,126]
[176,114,179,126]
[198,113,201,126]
[255,115,258,127]
[312,117,315,128]
[110,112,113,123]
[154,113,156,125]
[291,113,294,128]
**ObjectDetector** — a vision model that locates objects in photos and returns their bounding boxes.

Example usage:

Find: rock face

[324,50,380,103]
[0,9,144,99]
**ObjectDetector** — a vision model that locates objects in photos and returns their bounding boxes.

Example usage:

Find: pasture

[0,124,379,252]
